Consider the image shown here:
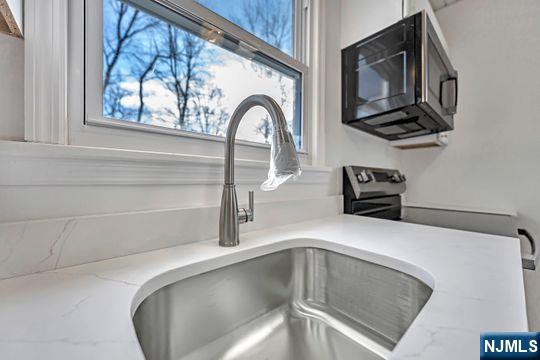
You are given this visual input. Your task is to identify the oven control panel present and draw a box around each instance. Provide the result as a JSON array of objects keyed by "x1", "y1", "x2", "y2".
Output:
[{"x1": 344, "y1": 166, "x2": 406, "y2": 199}]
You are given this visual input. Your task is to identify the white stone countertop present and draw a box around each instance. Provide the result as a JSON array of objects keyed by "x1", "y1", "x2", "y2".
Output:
[{"x1": 0, "y1": 215, "x2": 527, "y2": 359}]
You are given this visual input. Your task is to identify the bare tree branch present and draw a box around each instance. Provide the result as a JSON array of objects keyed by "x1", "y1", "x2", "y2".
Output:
[
  {"x1": 155, "y1": 25, "x2": 207, "y2": 129},
  {"x1": 135, "y1": 51, "x2": 160, "y2": 122}
]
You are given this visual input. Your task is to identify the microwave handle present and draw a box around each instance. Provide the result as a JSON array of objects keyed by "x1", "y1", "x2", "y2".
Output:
[
  {"x1": 453, "y1": 74, "x2": 458, "y2": 110},
  {"x1": 441, "y1": 72, "x2": 458, "y2": 115},
  {"x1": 452, "y1": 74, "x2": 458, "y2": 109}
]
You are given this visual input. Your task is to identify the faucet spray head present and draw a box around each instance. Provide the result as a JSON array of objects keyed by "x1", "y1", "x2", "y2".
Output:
[{"x1": 261, "y1": 126, "x2": 301, "y2": 191}]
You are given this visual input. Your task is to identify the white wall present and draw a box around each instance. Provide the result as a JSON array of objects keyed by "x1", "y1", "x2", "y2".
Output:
[
  {"x1": 400, "y1": 0, "x2": 540, "y2": 330},
  {"x1": 0, "y1": 33, "x2": 24, "y2": 140},
  {"x1": 340, "y1": 0, "x2": 403, "y2": 48}
]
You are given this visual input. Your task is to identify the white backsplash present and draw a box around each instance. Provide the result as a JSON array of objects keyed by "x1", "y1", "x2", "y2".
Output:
[{"x1": 0, "y1": 196, "x2": 343, "y2": 280}]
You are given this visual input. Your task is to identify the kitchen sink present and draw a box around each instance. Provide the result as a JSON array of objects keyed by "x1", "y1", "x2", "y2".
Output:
[{"x1": 133, "y1": 247, "x2": 432, "y2": 360}]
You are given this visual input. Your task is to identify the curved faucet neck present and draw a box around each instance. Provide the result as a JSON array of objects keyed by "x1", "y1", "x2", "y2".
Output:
[{"x1": 224, "y1": 94, "x2": 289, "y2": 185}]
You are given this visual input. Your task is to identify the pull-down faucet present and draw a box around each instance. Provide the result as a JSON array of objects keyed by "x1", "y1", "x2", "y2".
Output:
[{"x1": 219, "y1": 95, "x2": 301, "y2": 247}]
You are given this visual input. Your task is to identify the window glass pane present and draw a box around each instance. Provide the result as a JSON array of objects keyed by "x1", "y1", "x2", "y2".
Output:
[
  {"x1": 196, "y1": 0, "x2": 294, "y2": 56},
  {"x1": 102, "y1": 0, "x2": 302, "y2": 148}
]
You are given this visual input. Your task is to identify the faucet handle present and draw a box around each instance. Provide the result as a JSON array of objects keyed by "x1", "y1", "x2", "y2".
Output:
[
  {"x1": 239, "y1": 191, "x2": 254, "y2": 224},
  {"x1": 248, "y1": 191, "x2": 254, "y2": 222}
]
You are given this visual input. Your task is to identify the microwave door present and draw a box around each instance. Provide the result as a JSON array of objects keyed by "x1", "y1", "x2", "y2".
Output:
[{"x1": 342, "y1": 17, "x2": 416, "y2": 122}]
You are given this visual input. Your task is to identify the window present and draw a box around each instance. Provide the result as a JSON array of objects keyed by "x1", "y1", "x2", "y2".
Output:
[{"x1": 94, "y1": 0, "x2": 306, "y2": 149}]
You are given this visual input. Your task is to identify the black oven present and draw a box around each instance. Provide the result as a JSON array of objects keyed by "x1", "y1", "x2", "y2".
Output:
[
  {"x1": 342, "y1": 11, "x2": 458, "y2": 140},
  {"x1": 343, "y1": 166, "x2": 405, "y2": 220}
]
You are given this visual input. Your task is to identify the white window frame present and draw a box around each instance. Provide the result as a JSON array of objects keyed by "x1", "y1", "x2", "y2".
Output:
[{"x1": 72, "y1": 0, "x2": 313, "y2": 162}]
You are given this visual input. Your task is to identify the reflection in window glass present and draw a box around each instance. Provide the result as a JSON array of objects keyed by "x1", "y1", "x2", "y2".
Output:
[
  {"x1": 102, "y1": 0, "x2": 301, "y2": 147},
  {"x1": 197, "y1": 0, "x2": 294, "y2": 56}
]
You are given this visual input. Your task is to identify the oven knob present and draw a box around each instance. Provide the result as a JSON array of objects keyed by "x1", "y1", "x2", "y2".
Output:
[
  {"x1": 400, "y1": 174, "x2": 406, "y2": 182},
  {"x1": 390, "y1": 173, "x2": 401, "y2": 183},
  {"x1": 357, "y1": 170, "x2": 372, "y2": 183}
]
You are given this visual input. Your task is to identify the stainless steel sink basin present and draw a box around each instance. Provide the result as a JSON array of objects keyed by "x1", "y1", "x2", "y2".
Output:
[{"x1": 133, "y1": 248, "x2": 432, "y2": 360}]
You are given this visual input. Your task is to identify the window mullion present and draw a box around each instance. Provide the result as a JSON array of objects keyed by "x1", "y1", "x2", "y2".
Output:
[
  {"x1": 25, "y1": 0, "x2": 70, "y2": 144},
  {"x1": 149, "y1": 0, "x2": 305, "y2": 69}
]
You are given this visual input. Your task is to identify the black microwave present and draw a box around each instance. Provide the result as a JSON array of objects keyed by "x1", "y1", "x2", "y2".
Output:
[{"x1": 342, "y1": 11, "x2": 458, "y2": 141}]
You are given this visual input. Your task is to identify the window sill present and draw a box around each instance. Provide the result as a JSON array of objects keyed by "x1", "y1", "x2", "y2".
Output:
[{"x1": 0, "y1": 140, "x2": 331, "y2": 186}]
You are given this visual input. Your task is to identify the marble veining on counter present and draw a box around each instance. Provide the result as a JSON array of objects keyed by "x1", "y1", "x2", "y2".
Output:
[{"x1": 0, "y1": 215, "x2": 527, "y2": 360}]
